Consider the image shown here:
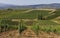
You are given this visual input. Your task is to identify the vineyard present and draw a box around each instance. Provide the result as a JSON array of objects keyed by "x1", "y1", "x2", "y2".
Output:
[{"x1": 0, "y1": 9, "x2": 60, "y2": 38}]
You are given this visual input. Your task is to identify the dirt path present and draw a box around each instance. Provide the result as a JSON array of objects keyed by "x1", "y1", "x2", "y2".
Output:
[
  {"x1": 43, "y1": 9, "x2": 56, "y2": 18},
  {"x1": 22, "y1": 9, "x2": 33, "y2": 13},
  {"x1": 51, "y1": 16, "x2": 60, "y2": 24},
  {"x1": 23, "y1": 9, "x2": 56, "y2": 13},
  {"x1": 51, "y1": 20, "x2": 60, "y2": 24},
  {"x1": 49, "y1": 9, "x2": 56, "y2": 14}
]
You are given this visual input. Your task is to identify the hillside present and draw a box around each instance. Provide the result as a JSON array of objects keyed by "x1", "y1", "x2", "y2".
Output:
[{"x1": 0, "y1": 9, "x2": 60, "y2": 38}]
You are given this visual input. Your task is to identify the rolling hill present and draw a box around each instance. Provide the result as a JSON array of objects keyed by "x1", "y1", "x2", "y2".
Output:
[{"x1": 0, "y1": 3, "x2": 60, "y2": 9}]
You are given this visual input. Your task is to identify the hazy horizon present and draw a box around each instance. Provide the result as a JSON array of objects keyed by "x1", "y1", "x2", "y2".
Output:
[{"x1": 0, "y1": 0, "x2": 60, "y2": 5}]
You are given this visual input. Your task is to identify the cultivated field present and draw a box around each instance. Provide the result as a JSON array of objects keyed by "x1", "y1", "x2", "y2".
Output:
[{"x1": 0, "y1": 9, "x2": 60, "y2": 38}]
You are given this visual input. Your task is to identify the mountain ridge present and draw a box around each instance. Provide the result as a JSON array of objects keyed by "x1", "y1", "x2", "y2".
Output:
[{"x1": 0, "y1": 3, "x2": 60, "y2": 9}]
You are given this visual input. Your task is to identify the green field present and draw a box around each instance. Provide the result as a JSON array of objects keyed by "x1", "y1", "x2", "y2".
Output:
[{"x1": 0, "y1": 9, "x2": 60, "y2": 35}]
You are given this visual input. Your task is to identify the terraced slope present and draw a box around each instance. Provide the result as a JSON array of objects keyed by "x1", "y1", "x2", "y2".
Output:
[{"x1": 47, "y1": 10, "x2": 60, "y2": 20}]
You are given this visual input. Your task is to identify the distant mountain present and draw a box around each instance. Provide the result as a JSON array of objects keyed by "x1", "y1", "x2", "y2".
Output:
[
  {"x1": 0, "y1": 3, "x2": 60, "y2": 9},
  {"x1": 27, "y1": 3, "x2": 60, "y2": 9}
]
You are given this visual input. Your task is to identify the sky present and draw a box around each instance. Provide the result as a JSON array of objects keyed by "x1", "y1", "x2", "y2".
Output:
[{"x1": 0, "y1": 0, "x2": 60, "y2": 5}]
